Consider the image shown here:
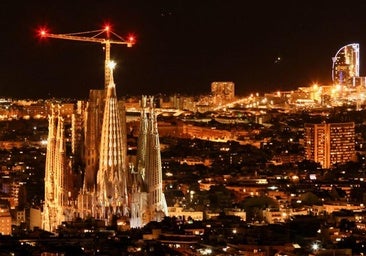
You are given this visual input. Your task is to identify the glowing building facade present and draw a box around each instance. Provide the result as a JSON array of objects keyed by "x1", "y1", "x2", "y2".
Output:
[
  {"x1": 304, "y1": 122, "x2": 355, "y2": 169},
  {"x1": 211, "y1": 81, "x2": 235, "y2": 105},
  {"x1": 0, "y1": 204, "x2": 12, "y2": 235}
]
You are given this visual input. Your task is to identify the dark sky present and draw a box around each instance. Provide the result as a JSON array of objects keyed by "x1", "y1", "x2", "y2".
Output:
[{"x1": 2, "y1": 1, "x2": 366, "y2": 99}]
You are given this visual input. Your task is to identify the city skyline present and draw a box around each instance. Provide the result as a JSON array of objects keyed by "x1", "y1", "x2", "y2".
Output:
[{"x1": 2, "y1": 1, "x2": 366, "y2": 99}]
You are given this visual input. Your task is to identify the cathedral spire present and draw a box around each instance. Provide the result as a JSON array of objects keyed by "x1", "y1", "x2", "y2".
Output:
[
  {"x1": 43, "y1": 104, "x2": 74, "y2": 232},
  {"x1": 136, "y1": 95, "x2": 148, "y2": 181},
  {"x1": 145, "y1": 96, "x2": 168, "y2": 222},
  {"x1": 97, "y1": 61, "x2": 128, "y2": 223}
]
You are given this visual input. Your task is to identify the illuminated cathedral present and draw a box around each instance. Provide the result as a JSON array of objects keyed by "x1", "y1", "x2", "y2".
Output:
[{"x1": 42, "y1": 62, "x2": 167, "y2": 232}]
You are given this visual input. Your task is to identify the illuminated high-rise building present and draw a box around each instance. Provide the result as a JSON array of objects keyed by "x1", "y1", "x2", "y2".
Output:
[
  {"x1": 304, "y1": 122, "x2": 355, "y2": 169},
  {"x1": 332, "y1": 43, "x2": 359, "y2": 86}
]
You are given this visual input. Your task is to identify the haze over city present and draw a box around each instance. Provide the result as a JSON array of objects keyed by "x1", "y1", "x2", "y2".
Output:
[{"x1": 2, "y1": 1, "x2": 366, "y2": 99}]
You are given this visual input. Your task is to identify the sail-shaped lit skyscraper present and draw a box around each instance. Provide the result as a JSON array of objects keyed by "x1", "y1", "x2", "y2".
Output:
[{"x1": 332, "y1": 43, "x2": 359, "y2": 86}]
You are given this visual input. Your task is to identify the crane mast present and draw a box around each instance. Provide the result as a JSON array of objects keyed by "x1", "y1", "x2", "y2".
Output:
[{"x1": 39, "y1": 27, "x2": 135, "y2": 88}]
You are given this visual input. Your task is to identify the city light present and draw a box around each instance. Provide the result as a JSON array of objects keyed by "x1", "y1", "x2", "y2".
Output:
[{"x1": 311, "y1": 241, "x2": 321, "y2": 252}]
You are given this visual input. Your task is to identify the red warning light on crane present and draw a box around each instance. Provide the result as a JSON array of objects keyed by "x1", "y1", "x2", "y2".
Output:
[
  {"x1": 38, "y1": 27, "x2": 48, "y2": 37},
  {"x1": 127, "y1": 34, "x2": 136, "y2": 47}
]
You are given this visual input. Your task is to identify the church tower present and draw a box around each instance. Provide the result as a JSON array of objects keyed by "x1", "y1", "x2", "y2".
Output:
[
  {"x1": 96, "y1": 61, "x2": 128, "y2": 223},
  {"x1": 136, "y1": 95, "x2": 149, "y2": 181},
  {"x1": 83, "y1": 89, "x2": 105, "y2": 190},
  {"x1": 43, "y1": 106, "x2": 75, "y2": 232},
  {"x1": 145, "y1": 96, "x2": 168, "y2": 222},
  {"x1": 130, "y1": 96, "x2": 168, "y2": 227},
  {"x1": 42, "y1": 106, "x2": 58, "y2": 232}
]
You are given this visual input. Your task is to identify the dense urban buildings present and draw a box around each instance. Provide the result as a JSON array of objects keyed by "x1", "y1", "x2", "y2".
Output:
[{"x1": 2, "y1": 43, "x2": 366, "y2": 255}]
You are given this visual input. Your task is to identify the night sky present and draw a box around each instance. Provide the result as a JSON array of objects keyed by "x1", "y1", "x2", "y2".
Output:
[{"x1": 2, "y1": 1, "x2": 366, "y2": 99}]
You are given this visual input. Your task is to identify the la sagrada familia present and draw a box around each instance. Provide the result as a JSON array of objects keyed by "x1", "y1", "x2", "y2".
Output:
[{"x1": 42, "y1": 62, "x2": 168, "y2": 232}]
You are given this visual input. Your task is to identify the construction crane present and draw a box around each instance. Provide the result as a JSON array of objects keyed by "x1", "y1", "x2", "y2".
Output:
[{"x1": 38, "y1": 25, "x2": 135, "y2": 88}]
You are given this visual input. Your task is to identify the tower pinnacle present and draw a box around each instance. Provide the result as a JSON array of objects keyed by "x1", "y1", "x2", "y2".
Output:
[{"x1": 108, "y1": 60, "x2": 116, "y2": 87}]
